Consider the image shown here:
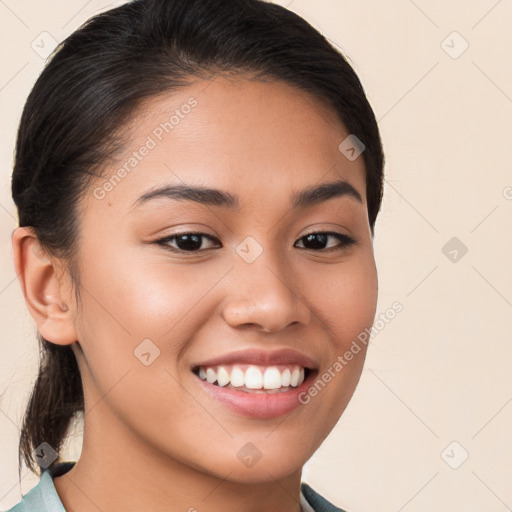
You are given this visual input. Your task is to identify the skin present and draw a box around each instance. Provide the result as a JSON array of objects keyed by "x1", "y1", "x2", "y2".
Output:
[{"x1": 12, "y1": 75, "x2": 378, "y2": 512}]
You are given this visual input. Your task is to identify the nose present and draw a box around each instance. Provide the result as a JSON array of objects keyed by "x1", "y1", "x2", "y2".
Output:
[{"x1": 221, "y1": 255, "x2": 311, "y2": 333}]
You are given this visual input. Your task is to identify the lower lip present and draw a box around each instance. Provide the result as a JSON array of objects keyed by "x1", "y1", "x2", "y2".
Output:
[{"x1": 194, "y1": 370, "x2": 317, "y2": 419}]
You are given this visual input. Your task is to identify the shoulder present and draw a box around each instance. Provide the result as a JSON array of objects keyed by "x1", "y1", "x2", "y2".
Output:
[
  {"x1": 301, "y1": 482, "x2": 349, "y2": 512},
  {"x1": 2, "y1": 472, "x2": 49, "y2": 512},
  {"x1": 2, "y1": 462, "x2": 75, "y2": 512}
]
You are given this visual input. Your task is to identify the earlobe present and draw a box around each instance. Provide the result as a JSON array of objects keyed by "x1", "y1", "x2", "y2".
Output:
[{"x1": 12, "y1": 226, "x2": 78, "y2": 346}]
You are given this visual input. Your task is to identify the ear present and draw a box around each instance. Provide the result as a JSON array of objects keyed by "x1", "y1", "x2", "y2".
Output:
[{"x1": 12, "y1": 226, "x2": 78, "y2": 346}]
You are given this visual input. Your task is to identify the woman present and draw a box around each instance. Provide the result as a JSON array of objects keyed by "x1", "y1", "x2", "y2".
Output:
[{"x1": 6, "y1": 0, "x2": 384, "y2": 510}]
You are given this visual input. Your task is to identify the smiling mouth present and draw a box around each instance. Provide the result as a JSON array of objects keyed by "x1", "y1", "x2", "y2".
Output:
[{"x1": 192, "y1": 364, "x2": 313, "y2": 394}]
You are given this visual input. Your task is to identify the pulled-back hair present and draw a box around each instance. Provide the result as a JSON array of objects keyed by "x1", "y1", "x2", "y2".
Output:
[{"x1": 11, "y1": 0, "x2": 384, "y2": 476}]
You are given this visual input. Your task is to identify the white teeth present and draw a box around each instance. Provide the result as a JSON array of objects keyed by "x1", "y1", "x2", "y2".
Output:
[
  {"x1": 290, "y1": 367, "x2": 300, "y2": 387},
  {"x1": 217, "y1": 366, "x2": 230, "y2": 387},
  {"x1": 230, "y1": 366, "x2": 245, "y2": 387},
  {"x1": 206, "y1": 368, "x2": 217, "y2": 384},
  {"x1": 281, "y1": 368, "x2": 291, "y2": 387},
  {"x1": 196, "y1": 363, "x2": 308, "y2": 391},
  {"x1": 245, "y1": 366, "x2": 263, "y2": 389},
  {"x1": 263, "y1": 367, "x2": 282, "y2": 389}
]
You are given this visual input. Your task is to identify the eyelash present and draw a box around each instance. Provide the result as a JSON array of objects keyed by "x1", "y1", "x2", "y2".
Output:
[{"x1": 155, "y1": 231, "x2": 357, "y2": 254}]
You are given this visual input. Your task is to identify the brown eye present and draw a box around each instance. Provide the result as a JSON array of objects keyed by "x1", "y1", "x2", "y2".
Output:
[
  {"x1": 156, "y1": 232, "x2": 221, "y2": 252},
  {"x1": 295, "y1": 232, "x2": 356, "y2": 251}
]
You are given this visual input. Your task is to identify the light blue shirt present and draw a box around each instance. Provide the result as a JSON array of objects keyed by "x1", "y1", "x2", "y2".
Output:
[{"x1": 3, "y1": 462, "x2": 346, "y2": 511}]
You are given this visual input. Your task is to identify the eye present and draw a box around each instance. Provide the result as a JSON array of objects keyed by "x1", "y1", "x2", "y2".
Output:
[
  {"x1": 155, "y1": 232, "x2": 221, "y2": 252},
  {"x1": 294, "y1": 231, "x2": 356, "y2": 251}
]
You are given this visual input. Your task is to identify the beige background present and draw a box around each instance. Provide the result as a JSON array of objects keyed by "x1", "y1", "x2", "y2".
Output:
[{"x1": 1, "y1": 1, "x2": 511, "y2": 510}]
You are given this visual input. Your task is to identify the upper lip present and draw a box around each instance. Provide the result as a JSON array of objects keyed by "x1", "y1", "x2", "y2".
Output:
[{"x1": 192, "y1": 348, "x2": 318, "y2": 370}]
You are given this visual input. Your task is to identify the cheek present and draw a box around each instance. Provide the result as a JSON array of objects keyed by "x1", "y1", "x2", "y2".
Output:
[
  {"x1": 78, "y1": 249, "x2": 224, "y2": 333},
  {"x1": 72, "y1": 253, "x2": 214, "y2": 435},
  {"x1": 304, "y1": 252, "x2": 378, "y2": 348},
  {"x1": 294, "y1": 254, "x2": 377, "y2": 425},
  {"x1": 74, "y1": 251, "x2": 232, "y2": 382}
]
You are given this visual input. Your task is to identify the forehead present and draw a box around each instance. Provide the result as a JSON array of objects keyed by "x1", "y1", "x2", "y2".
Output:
[{"x1": 84, "y1": 75, "x2": 367, "y2": 218}]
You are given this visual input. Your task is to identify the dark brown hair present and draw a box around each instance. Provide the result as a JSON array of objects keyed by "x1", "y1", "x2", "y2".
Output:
[{"x1": 11, "y1": 0, "x2": 384, "y2": 477}]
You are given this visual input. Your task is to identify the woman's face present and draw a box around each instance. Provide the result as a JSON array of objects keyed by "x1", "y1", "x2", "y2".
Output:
[{"x1": 67, "y1": 75, "x2": 378, "y2": 482}]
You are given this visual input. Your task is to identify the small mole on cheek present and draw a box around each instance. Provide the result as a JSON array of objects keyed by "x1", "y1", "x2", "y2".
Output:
[{"x1": 108, "y1": 202, "x2": 112, "y2": 207}]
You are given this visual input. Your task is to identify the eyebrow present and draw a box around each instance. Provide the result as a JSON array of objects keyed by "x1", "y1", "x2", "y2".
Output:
[{"x1": 131, "y1": 178, "x2": 363, "y2": 211}]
